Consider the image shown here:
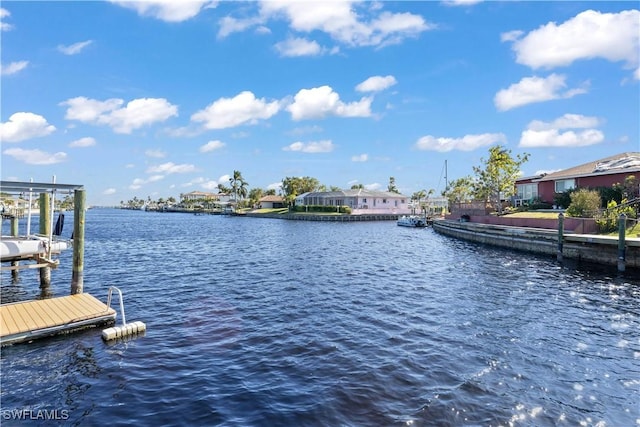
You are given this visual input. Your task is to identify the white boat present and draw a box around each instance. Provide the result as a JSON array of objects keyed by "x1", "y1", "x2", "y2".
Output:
[
  {"x1": 397, "y1": 215, "x2": 427, "y2": 228},
  {"x1": 1, "y1": 235, "x2": 71, "y2": 263}
]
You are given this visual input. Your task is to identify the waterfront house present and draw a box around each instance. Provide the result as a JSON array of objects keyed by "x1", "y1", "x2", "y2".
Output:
[
  {"x1": 296, "y1": 189, "x2": 412, "y2": 214},
  {"x1": 515, "y1": 152, "x2": 640, "y2": 207},
  {"x1": 258, "y1": 195, "x2": 285, "y2": 209}
]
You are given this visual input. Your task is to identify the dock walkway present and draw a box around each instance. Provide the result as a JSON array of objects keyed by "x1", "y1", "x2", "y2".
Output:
[{"x1": 0, "y1": 294, "x2": 116, "y2": 345}]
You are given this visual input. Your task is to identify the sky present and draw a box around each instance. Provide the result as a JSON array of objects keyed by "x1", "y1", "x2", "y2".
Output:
[{"x1": 1, "y1": 0, "x2": 639, "y2": 206}]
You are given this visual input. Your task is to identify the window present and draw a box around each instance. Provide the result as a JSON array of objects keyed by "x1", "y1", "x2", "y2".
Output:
[
  {"x1": 555, "y1": 179, "x2": 575, "y2": 193},
  {"x1": 516, "y1": 183, "x2": 538, "y2": 200},
  {"x1": 362, "y1": 198, "x2": 367, "y2": 203}
]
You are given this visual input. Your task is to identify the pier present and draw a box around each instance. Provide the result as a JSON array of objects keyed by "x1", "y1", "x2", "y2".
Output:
[{"x1": 1, "y1": 180, "x2": 117, "y2": 345}]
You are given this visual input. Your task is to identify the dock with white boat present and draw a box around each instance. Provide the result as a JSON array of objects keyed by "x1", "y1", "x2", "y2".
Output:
[{"x1": 0, "y1": 179, "x2": 143, "y2": 345}]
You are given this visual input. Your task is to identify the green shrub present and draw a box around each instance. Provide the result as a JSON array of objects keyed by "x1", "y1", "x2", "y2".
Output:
[
  {"x1": 596, "y1": 199, "x2": 637, "y2": 232},
  {"x1": 553, "y1": 190, "x2": 574, "y2": 209},
  {"x1": 565, "y1": 189, "x2": 601, "y2": 218}
]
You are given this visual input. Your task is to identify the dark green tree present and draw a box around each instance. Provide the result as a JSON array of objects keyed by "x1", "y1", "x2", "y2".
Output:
[{"x1": 387, "y1": 176, "x2": 400, "y2": 194}]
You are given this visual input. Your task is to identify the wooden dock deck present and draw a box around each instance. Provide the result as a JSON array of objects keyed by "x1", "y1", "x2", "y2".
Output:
[{"x1": 0, "y1": 294, "x2": 116, "y2": 346}]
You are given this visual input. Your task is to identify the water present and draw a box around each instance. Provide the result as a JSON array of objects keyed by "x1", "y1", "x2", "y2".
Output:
[{"x1": 1, "y1": 210, "x2": 639, "y2": 426}]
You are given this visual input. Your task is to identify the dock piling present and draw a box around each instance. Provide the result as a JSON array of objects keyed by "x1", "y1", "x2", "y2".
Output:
[
  {"x1": 618, "y1": 213, "x2": 626, "y2": 272},
  {"x1": 38, "y1": 193, "x2": 51, "y2": 290},
  {"x1": 557, "y1": 213, "x2": 564, "y2": 262},
  {"x1": 71, "y1": 189, "x2": 85, "y2": 294},
  {"x1": 10, "y1": 216, "x2": 19, "y2": 281}
]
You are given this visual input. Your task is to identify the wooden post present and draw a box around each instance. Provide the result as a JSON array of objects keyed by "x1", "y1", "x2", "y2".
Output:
[
  {"x1": 10, "y1": 216, "x2": 19, "y2": 281},
  {"x1": 618, "y1": 213, "x2": 626, "y2": 272},
  {"x1": 557, "y1": 213, "x2": 564, "y2": 262},
  {"x1": 71, "y1": 189, "x2": 85, "y2": 294},
  {"x1": 39, "y1": 193, "x2": 51, "y2": 289}
]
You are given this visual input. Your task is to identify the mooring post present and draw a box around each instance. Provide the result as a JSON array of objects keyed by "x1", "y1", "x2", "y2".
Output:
[
  {"x1": 10, "y1": 216, "x2": 19, "y2": 281},
  {"x1": 618, "y1": 213, "x2": 626, "y2": 272},
  {"x1": 71, "y1": 189, "x2": 85, "y2": 294},
  {"x1": 39, "y1": 193, "x2": 51, "y2": 289},
  {"x1": 557, "y1": 213, "x2": 564, "y2": 262}
]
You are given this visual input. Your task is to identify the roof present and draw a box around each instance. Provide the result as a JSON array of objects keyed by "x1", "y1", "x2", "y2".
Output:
[
  {"x1": 302, "y1": 189, "x2": 408, "y2": 198},
  {"x1": 0, "y1": 181, "x2": 84, "y2": 194},
  {"x1": 258, "y1": 195, "x2": 284, "y2": 202},
  {"x1": 534, "y1": 152, "x2": 640, "y2": 182}
]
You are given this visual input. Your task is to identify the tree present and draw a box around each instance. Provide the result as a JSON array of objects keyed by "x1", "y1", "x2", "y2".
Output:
[
  {"x1": 444, "y1": 176, "x2": 474, "y2": 206},
  {"x1": 388, "y1": 177, "x2": 400, "y2": 194},
  {"x1": 472, "y1": 145, "x2": 530, "y2": 214},
  {"x1": 281, "y1": 176, "x2": 320, "y2": 209},
  {"x1": 248, "y1": 188, "x2": 264, "y2": 208},
  {"x1": 329, "y1": 186, "x2": 341, "y2": 192},
  {"x1": 351, "y1": 183, "x2": 364, "y2": 189},
  {"x1": 229, "y1": 170, "x2": 248, "y2": 210},
  {"x1": 217, "y1": 183, "x2": 231, "y2": 194}
]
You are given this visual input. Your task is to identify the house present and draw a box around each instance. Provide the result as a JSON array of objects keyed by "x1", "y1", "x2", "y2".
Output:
[
  {"x1": 515, "y1": 152, "x2": 640, "y2": 206},
  {"x1": 180, "y1": 191, "x2": 217, "y2": 202},
  {"x1": 296, "y1": 189, "x2": 412, "y2": 214},
  {"x1": 258, "y1": 195, "x2": 285, "y2": 209}
]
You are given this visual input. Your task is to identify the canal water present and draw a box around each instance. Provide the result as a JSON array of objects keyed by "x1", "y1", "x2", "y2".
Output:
[{"x1": 1, "y1": 209, "x2": 639, "y2": 426}]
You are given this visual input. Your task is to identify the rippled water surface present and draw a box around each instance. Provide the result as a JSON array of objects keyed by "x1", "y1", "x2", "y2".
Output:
[{"x1": 1, "y1": 210, "x2": 639, "y2": 426}]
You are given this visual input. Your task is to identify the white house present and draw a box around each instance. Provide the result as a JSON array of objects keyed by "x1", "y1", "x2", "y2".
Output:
[
  {"x1": 296, "y1": 189, "x2": 412, "y2": 214},
  {"x1": 258, "y1": 195, "x2": 285, "y2": 209}
]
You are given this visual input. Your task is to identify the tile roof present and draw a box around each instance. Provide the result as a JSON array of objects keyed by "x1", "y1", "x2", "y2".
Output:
[
  {"x1": 534, "y1": 152, "x2": 640, "y2": 182},
  {"x1": 258, "y1": 195, "x2": 284, "y2": 202}
]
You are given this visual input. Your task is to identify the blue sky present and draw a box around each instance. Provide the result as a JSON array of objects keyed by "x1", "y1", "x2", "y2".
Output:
[{"x1": 1, "y1": 1, "x2": 638, "y2": 205}]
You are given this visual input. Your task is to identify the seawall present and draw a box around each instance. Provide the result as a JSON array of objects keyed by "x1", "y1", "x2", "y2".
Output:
[
  {"x1": 432, "y1": 219, "x2": 640, "y2": 270},
  {"x1": 243, "y1": 213, "x2": 400, "y2": 221}
]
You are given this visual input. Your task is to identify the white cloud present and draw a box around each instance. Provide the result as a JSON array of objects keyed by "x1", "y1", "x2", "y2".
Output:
[
  {"x1": 1, "y1": 112, "x2": 56, "y2": 142},
  {"x1": 128, "y1": 175, "x2": 165, "y2": 190},
  {"x1": 519, "y1": 114, "x2": 605, "y2": 148},
  {"x1": 146, "y1": 162, "x2": 197, "y2": 174},
  {"x1": 260, "y1": 1, "x2": 431, "y2": 49},
  {"x1": 282, "y1": 140, "x2": 334, "y2": 153},
  {"x1": 365, "y1": 182, "x2": 382, "y2": 191},
  {"x1": 356, "y1": 75, "x2": 397, "y2": 92},
  {"x1": 274, "y1": 37, "x2": 329, "y2": 57},
  {"x1": 57, "y1": 40, "x2": 93, "y2": 55},
  {"x1": 200, "y1": 140, "x2": 225, "y2": 153},
  {"x1": 1, "y1": 8, "x2": 13, "y2": 31},
  {"x1": 69, "y1": 137, "x2": 96, "y2": 148},
  {"x1": 267, "y1": 182, "x2": 282, "y2": 191},
  {"x1": 0, "y1": 60, "x2": 28, "y2": 75},
  {"x1": 218, "y1": 15, "x2": 265, "y2": 39},
  {"x1": 352, "y1": 153, "x2": 368, "y2": 162},
  {"x1": 287, "y1": 85, "x2": 372, "y2": 120},
  {"x1": 103, "y1": 188, "x2": 117, "y2": 195},
  {"x1": 145, "y1": 149, "x2": 166, "y2": 158},
  {"x1": 415, "y1": 133, "x2": 507, "y2": 152},
  {"x1": 191, "y1": 91, "x2": 280, "y2": 130},
  {"x1": 494, "y1": 74, "x2": 587, "y2": 111},
  {"x1": 506, "y1": 9, "x2": 639, "y2": 70},
  {"x1": 61, "y1": 96, "x2": 178, "y2": 134},
  {"x1": 442, "y1": 0, "x2": 483, "y2": 6},
  {"x1": 110, "y1": 0, "x2": 216, "y2": 23},
  {"x1": 526, "y1": 113, "x2": 601, "y2": 131},
  {"x1": 3, "y1": 148, "x2": 67, "y2": 165}
]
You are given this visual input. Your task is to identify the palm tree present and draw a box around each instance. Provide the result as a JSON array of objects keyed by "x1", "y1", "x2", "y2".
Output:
[{"x1": 229, "y1": 170, "x2": 248, "y2": 211}]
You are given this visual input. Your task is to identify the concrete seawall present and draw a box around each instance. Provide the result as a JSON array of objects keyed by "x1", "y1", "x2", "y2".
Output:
[
  {"x1": 432, "y1": 219, "x2": 640, "y2": 270},
  {"x1": 243, "y1": 213, "x2": 400, "y2": 221}
]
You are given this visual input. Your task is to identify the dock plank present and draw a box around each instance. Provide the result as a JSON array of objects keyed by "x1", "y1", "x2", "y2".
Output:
[{"x1": 0, "y1": 294, "x2": 117, "y2": 344}]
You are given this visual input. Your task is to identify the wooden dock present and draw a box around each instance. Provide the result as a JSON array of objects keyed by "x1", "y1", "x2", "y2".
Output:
[{"x1": 0, "y1": 294, "x2": 116, "y2": 346}]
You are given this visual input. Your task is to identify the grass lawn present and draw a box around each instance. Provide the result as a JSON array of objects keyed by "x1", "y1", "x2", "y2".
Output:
[{"x1": 502, "y1": 211, "x2": 561, "y2": 219}]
